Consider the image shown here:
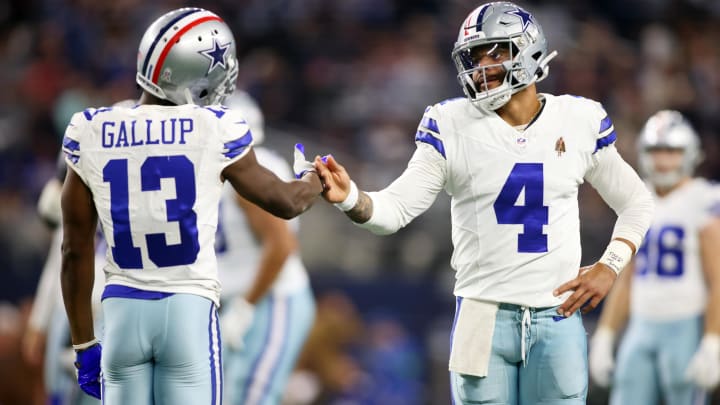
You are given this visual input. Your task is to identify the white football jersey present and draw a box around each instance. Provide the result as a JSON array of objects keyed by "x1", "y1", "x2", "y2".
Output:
[
  {"x1": 216, "y1": 146, "x2": 309, "y2": 297},
  {"x1": 62, "y1": 104, "x2": 253, "y2": 305},
  {"x1": 420, "y1": 94, "x2": 636, "y2": 307},
  {"x1": 631, "y1": 178, "x2": 720, "y2": 320}
]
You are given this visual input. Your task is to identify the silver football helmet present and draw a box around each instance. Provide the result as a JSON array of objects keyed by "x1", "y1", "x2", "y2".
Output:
[
  {"x1": 224, "y1": 90, "x2": 265, "y2": 144},
  {"x1": 136, "y1": 8, "x2": 238, "y2": 106},
  {"x1": 637, "y1": 110, "x2": 702, "y2": 189},
  {"x1": 451, "y1": 2, "x2": 557, "y2": 111}
]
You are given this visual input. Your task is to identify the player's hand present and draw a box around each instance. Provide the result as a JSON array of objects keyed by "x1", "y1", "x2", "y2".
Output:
[
  {"x1": 554, "y1": 263, "x2": 617, "y2": 317},
  {"x1": 74, "y1": 343, "x2": 102, "y2": 399},
  {"x1": 685, "y1": 334, "x2": 720, "y2": 389},
  {"x1": 220, "y1": 297, "x2": 255, "y2": 351},
  {"x1": 314, "y1": 155, "x2": 351, "y2": 204},
  {"x1": 21, "y1": 327, "x2": 46, "y2": 367},
  {"x1": 589, "y1": 327, "x2": 615, "y2": 388},
  {"x1": 293, "y1": 143, "x2": 316, "y2": 179}
]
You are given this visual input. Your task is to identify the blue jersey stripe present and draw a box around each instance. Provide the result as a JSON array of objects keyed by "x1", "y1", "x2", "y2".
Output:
[
  {"x1": 594, "y1": 130, "x2": 617, "y2": 153},
  {"x1": 64, "y1": 151, "x2": 79, "y2": 164},
  {"x1": 101, "y1": 284, "x2": 174, "y2": 300},
  {"x1": 415, "y1": 130, "x2": 446, "y2": 158},
  {"x1": 63, "y1": 136, "x2": 80, "y2": 152},
  {"x1": 599, "y1": 116, "x2": 613, "y2": 134},
  {"x1": 223, "y1": 131, "x2": 253, "y2": 159},
  {"x1": 420, "y1": 116, "x2": 440, "y2": 133},
  {"x1": 204, "y1": 106, "x2": 226, "y2": 119},
  {"x1": 141, "y1": 8, "x2": 202, "y2": 77}
]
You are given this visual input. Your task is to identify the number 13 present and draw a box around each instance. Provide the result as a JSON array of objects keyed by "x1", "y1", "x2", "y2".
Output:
[{"x1": 103, "y1": 156, "x2": 200, "y2": 269}]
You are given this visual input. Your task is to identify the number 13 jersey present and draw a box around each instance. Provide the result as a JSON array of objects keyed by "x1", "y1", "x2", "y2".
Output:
[{"x1": 62, "y1": 104, "x2": 253, "y2": 306}]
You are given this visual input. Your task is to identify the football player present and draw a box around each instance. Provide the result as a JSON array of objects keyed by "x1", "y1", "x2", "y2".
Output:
[
  {"x1": 314, "y1": 2, "x2": 654, "y2": 403},
  {"x1": 216, "y1": 91, "x2": 316, "y2": 405},
  {"x1": 59, "y1": 8, "x2": 323, "y2": 404},
  {"x1": 590, "y1": 110, "x2": 720, "y2": 404}
]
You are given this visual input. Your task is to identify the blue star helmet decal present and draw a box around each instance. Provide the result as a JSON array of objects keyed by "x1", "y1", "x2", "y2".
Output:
[
  {"x1": 199, "y1": 39, "x2": 230, "y2": 74},
  {"x1": 506, "y1": 7, "x2": 534, "y2": 32}
]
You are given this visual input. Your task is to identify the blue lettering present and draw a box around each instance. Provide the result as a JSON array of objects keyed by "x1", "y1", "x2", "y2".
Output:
[
  {"x1": 162, "y1": 118, "x2": 176, "y2": 144},
  {"x1": 115, "y1": 121, "x2": 129, "y2": 147},
  {"x1": 102, "y1": 121, "x2": 115, "y2": 148},
  {"x1": 145, "y1": 119, "x2": 159, "y2": 145},
  {"x1": 179, "y1": 118, "x2": 193, "y2": 144},
  {"x1": 130, "y1": 120, "x2": 143, "y2": 146}
]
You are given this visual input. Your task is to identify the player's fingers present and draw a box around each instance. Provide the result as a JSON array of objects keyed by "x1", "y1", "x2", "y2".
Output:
[
  {"x1": 581, "y1": 295, "x2": 604, "y2": 314},
  {"x1": 557, "y1": 286, "x2": 586, "y2": 316},
  {"x1": 326, "y1": 155, "x2": 345, "y2": 172},
  {"x1": 553, "y1": 278, "x2": 580, "y2": 296},
  {"x1": 564, "y1": 290, "x2": 594, "y2": 317}
]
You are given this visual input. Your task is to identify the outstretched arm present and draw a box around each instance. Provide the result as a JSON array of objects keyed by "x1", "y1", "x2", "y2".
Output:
[
  {"x1": 315, "y1": 143, "x2": 446, "y2": 235},
  {"x1": 222, "y1": 148, "x2": 323, "y2": 219},
  {"x1": 60, "y1": 168, "x2": 97, "y2": 346}
]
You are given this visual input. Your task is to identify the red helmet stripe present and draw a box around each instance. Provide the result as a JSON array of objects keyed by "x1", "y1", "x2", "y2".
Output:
[{"x1": 151, "y1": 15, "x2": 222, "y2": 84}]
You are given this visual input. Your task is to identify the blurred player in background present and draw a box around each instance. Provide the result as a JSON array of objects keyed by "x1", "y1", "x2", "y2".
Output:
[
  {"x1": 59, "y1": 7, "x2": 322, "y2": 404},
  {"x1": 590, "y1": 110, "x2": 720, "y2": 404},
  {"x1": 314, "y1": 2, "x2": 654, "y2": 403},
  {"x1": 216, "y1": 90, "x2": 316, "y2": 405}
]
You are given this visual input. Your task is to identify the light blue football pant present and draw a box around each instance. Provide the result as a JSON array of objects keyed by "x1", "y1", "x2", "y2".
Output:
[
  {"x1": 45, "y1": 305, "x2": 102, "y2": 405},
  {"x1": 611, "y1": 315, "x2": 707, "y2": 405},
  {"x1": 450, "y1": 302, "x2": 588, "y2": 405},
  {"x1": 101, "y1": 294, "x2": 222, "y2": 405},
  {"x1": 223, "y1": 286, "x2": 316, "y2": 405}
]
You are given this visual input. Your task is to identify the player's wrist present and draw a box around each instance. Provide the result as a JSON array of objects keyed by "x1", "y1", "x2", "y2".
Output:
[
  {"x1": 333, "y1": 180, "x2": 358, "y2": 211},
  {"x1": 73, "y1": 338, "x2": 100, "y2": 352},
  {"x1": 301, "y1": 169, "x2": 323, "y2": 193},
  {"x1": 598, "y1": 239, "x2": 634, "y2": 275}
]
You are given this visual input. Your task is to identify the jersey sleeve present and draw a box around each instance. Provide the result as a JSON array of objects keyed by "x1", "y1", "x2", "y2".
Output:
[
  {"x1": 358, "y1": 105, "x2": 447, "y2": 235},
  {"x1": 62, "y1": 111, "x2": 89, "y2": 184},
  {"x1": 213, "y1": 107, "x2": 255, "y2": 169},
  {"x1": 700, "y1": 183, "x2": 720, "y2": 228}
]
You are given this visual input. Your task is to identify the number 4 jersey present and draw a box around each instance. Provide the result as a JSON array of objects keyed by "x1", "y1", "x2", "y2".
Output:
[
  {"x1": 62, "y1": 104, "x2": 254, "y2": 305},
  {"x1": 632, "y1": 179, "x2": 720, "y2": 321},
  {"x1": 363, "y1": 94, "x2": 651, "y2": 308}
]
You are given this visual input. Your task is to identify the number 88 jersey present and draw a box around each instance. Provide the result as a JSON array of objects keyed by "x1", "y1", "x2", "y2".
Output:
[
  {"x1": 631, "y1": 179, "x2": 720, "y2": 321},
  {"x1": 62, "y1": 104, "x2": 253, "y2": 306}
]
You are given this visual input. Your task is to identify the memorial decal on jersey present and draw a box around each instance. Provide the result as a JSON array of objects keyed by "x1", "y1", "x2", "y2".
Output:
[{"x1": 555, "y1": 137, "x2": 566, "y2": 156}]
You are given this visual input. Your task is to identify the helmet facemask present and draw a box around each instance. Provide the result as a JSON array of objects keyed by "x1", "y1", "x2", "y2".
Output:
[{"x1": 451, "y1": 2, "x2": 557, "y2": 112}]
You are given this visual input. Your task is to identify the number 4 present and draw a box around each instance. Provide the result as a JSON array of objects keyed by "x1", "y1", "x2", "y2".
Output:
[{"x1": 493, "y1": 163, "x2": 549, "y2": 253}]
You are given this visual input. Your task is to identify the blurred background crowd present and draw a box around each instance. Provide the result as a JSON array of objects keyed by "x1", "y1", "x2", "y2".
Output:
[{"x1": 0, "y1": 0, "x2": 719, "y2": 403}]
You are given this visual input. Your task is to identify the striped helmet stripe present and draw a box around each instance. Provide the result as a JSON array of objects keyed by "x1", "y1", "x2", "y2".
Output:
[
  {"x1": 141, "y1": 8, "x2": 202, "y2": 77},
  {"x1": 150, "y1": 15, "x2": 222, "y2": 84}
]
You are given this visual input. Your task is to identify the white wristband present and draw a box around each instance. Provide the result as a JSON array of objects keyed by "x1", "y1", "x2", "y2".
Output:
[
  {"x1": 598, "y1": 239, "x2": 634, "y2": 275},
  {"x1": 72, "y1": 338, "x2": 99, "y2": 351},
  {"x1": 333, "y1": 181, "x2": 359, "y2": 212}
]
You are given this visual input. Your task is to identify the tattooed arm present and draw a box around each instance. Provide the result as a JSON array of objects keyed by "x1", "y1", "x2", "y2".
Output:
[{"x1": 314, "y1": 143, "x2": 446, "y2": 235}]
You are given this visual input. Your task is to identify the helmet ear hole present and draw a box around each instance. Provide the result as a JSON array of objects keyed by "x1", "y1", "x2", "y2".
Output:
[
  {"x1": 199, "y1": 89, "x2": 208, "y2": 98},
  {"x1": 532, "y1": 51, "x2": 542, "y2": 60}
]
